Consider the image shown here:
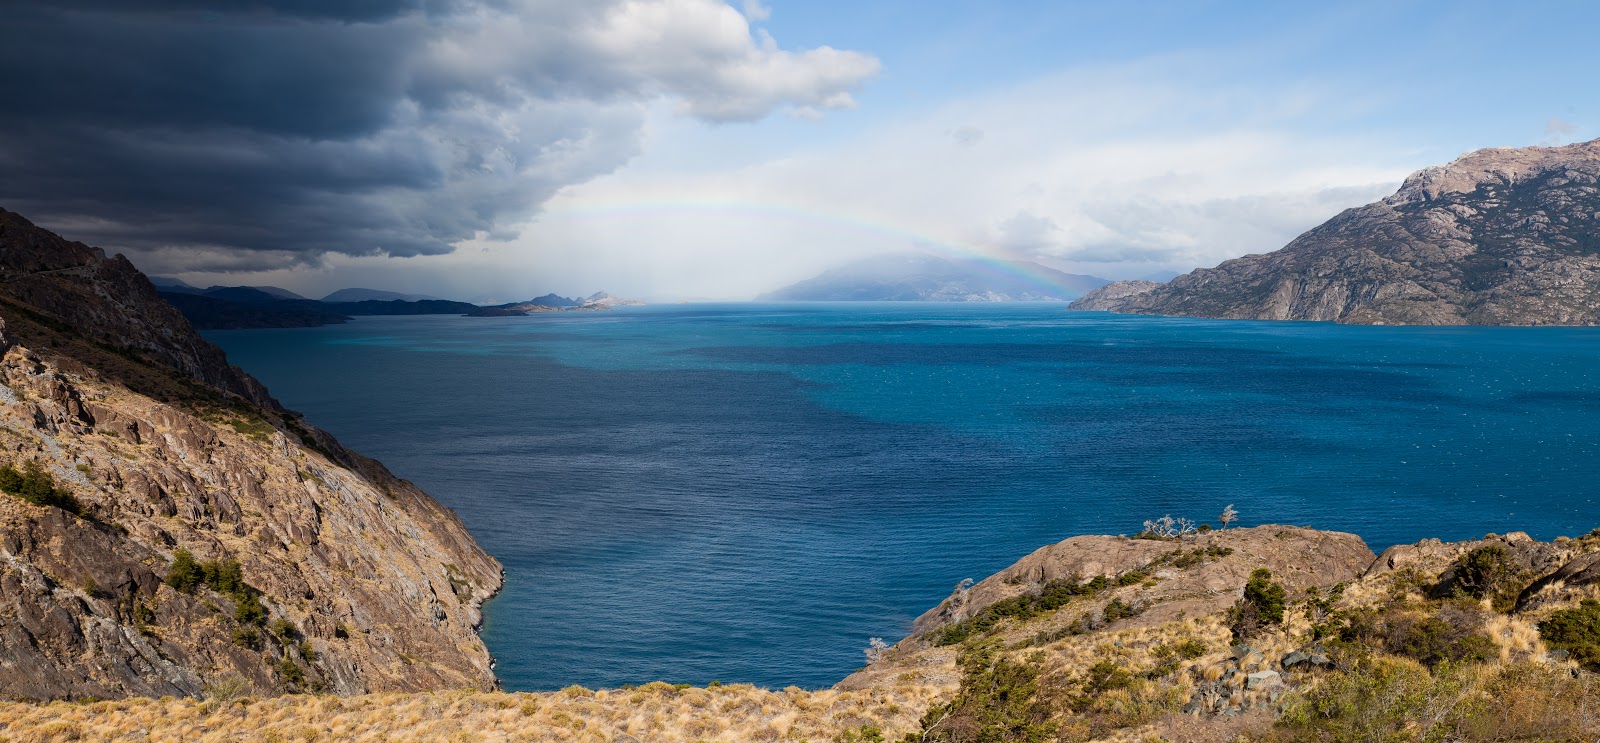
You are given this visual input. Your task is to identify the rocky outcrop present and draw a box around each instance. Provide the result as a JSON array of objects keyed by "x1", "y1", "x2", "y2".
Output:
[
  {"x1": 0, "y1": 208, "x2": 502, "y2": 699},
  {"x1": 1073, "y1": 138, "x2": 1600, "y2": 325},
  {"x1": 839, "y1": 525, "x2": 1374, "y2": 697},
  {"x1": 905, "y1": 526, "x2": 1373, "y2": 643},
  {"x1": 1068, "y1": 280, "x2": 1161, "y2": 311}
]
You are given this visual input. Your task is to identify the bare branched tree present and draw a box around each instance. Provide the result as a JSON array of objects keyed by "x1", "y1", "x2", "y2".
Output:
[
  {"x1": 1220, "y1": 504, "x2": 1239, "y2": 530},
  {"x1": 864, "y1": 637, "x2": 890, "y2": 665},
  {"x1": 1142, "y1": 514, "x2": 1197, "y2": 538}
]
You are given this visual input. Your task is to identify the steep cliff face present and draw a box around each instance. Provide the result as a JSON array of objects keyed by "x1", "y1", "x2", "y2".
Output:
[
  {"x1": 0, "y1": 208, "x2": 502, "y2": 699},
  {"x1": 1070, "y1": 139, "x2": 1600, "y2": 325}
]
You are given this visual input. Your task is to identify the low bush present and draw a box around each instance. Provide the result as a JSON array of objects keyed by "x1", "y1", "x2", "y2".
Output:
[
  {"x1": 1101, "y1": 598, "x2": 1142, "y2": 623},
  {"x1": 1333, "y1": 601, "x2": 1495, "y2": 668},
  {"x1": 269, "y1": 618, "x2": 297, "y2": 640},
  {"x1": 1276, "y1": 660, "x2": 1600, "y2": 741},
  {"x1": 165, "y1": 549, "x2": 204, "y2": 593},
  {"x1": 915, "y1": 640, "x2": 1058, "y2": 742},
  {"x1": 0, "y1": 461, "x2": 81, "y2": 514},
  {"x1": 234, "y1": 592, "x2": 267, "y2": 626},
  {"x1": 1539, "y1": 598, "x2": 1600, "y2": 671},
  {"x1": 166, "y1": 551, "x2": 267, "y2": 626},
  {"x1": 1230, "y1": 568, "x2": 1286, "y2": 640},
  {"x1": 1385, "y1": 613, "x2": 1496, "y2": 667},
  {"x1": 278, "y1": 658, "x2": 306, "y2": 687},
  {"x1": 1445, "y1": 544, "x2": 1527, "y2": 612},
  {"x1": 232, "y1": 627, "x2": 261, "y2": 650},
  {"x1": 932, "y1": 576, "x2": 1106, "y2": 646}
]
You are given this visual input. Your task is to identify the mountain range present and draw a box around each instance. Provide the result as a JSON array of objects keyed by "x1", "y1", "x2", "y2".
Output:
[
  {"x1": 760, "y1": 253, "x2": 1111, "y2": 302},
  {"x1": 1072, "y1": 138, "x2": 1600, "y2": 325},
  {"x1": 466, "y1": 291, "x2": 646, "y2": 317}
]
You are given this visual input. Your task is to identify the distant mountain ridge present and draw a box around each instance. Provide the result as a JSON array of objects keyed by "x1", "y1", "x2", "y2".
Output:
[
  {"x1": 1071, "y1": 138, "x2": 1600, "y2": 325},
  {"x1": 465, "y1": 291, "x2": 645, "y2": 317},
  {"x1": 760, "y1": 253, "x2": 1111, "y2": 302},
  {"x1": 153, "y1": 288, "x2": 480, "y2": 329},
  {"x1": 322, "y1": 288, "x2": 444, "y2": 303}
]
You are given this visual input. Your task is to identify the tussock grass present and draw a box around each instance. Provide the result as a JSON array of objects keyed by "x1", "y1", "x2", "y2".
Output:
[{"x1": 0, "y1": 683, "x2": 935, "y2": 742}]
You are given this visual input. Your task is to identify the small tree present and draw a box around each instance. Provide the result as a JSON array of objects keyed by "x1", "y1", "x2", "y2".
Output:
[
  {"x1": 1229, "y1": 568, "x2": 1287, "y2": 640},
  {"x1": 1140, "y1": 515, "x2": 1196, "y2": 539},
  {"x1": 1220, "y1": 504, "x2": 1238, "y2": 530},
  {"x1": 165, "y1": 549, "x2": 204, "y2": 593},
  {"x1": 864, "y1": 637, "x2": 890, "y2": 665}
]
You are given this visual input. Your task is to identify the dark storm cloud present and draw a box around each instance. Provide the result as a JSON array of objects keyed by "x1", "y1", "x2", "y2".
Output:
[
  {"x1": 8, "y1": 0, "x2": 442, "y2": 23},
  {"x1": 0, "y1": 1, "x2": 877, "y2": 272}
]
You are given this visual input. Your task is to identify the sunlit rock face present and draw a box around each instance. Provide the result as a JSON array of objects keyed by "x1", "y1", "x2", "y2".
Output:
[{"x1": 1072, "y1": 139, "x2": 1600, "y2": 325}]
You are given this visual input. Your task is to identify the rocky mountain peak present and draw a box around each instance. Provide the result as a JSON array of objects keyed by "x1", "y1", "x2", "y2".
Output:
[
  {"x1": 1070, "y1": 138, "x2": 1600, "y2": 325},
  {"x1": 1385, "y1": 137, "x2": 1600, "y2": 208}
]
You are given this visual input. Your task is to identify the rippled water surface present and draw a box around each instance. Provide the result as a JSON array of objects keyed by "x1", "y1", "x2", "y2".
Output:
[{"x1": 207, "y1": 303, "x2": 1600, "y2": 690}]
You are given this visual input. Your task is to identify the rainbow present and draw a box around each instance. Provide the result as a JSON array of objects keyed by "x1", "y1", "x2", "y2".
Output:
[{"x1": 540, "y1": 198, "x2": 1094, "y2": 297}]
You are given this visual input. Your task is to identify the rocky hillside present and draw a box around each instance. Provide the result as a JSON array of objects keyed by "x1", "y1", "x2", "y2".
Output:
[
  {"x1": 1071, "y1": 138, "x2": 1600, "y2": 324},
  {"x1": 0, "y1": 207, "x2": 502, "y2": 699},
  {"x1": 5, "y1": 522, "x2": 1597, "y2": 741}
]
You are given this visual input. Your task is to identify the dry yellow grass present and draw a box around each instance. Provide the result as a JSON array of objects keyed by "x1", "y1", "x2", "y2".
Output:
[{"x1": 0, "y1": 683, "x2": 937, "y2": 743}]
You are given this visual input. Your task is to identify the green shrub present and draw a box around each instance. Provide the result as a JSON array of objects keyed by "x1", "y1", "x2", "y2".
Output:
[
  {"x1": 932, "y1": 575, "x2": 1104, "y2": 646},
  {"x1": 915, "y1": 639, "x2": 1058, "y2": 742},
  {"x1": 1449, "y1": 544, "x2": 1525, "y2": 611},
  {"x1": 1229, "y1": 568, "x2": 1287, "y2": 640},
  {"x1": 1101, "y1": 598, "x2": 1142, "y2": 623},
  {"x1": 0, "y1": 461, "x2": 81, "y2": 514},
  {"x1": 201, "y1": 559, "x2": 246, "y2": 595},
  {"x1": 165, "y1": 549, "x2": 204, "y2": 593},
  {"x1": 1079, "y1": 659, "x2": 1132, "y2": 697},
  {"x1": 1386, "y1": 614, "x2": 1496, "y2": 667},
  {"x1": 269, "y1": 618, "x2": 297, "y2": 640},
  {"x1": 1245, "y1": 568, "x2": 1287, "y2": 622},
  {"x1": 278, "y1": 658, "x2": 306, "y2": 687},
  {"x1": 833, "y1": 723, "x2": 884, "y2": 743},
  {"x1": 232, "y1": 627, "x2": 261, "y2": 650},
  {"x1": 234, "y1": 592, "x2": 267, "y2": 626},
  {"x1": 1539, "y1": 598, "x2": 1600, "y2": 671},
  {"x1": 298, "y1": 640, "x2": 316, "y2": 662}
]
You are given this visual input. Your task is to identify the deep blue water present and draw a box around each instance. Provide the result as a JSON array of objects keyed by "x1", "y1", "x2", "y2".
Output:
[{"x1": 206, "y1": 303, "x2": 1600, "y2": 691}]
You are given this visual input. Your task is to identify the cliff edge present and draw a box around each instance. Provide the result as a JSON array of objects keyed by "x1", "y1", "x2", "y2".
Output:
[{"x1": 0, "y1": 207, "x2": 502, "y2": 699}]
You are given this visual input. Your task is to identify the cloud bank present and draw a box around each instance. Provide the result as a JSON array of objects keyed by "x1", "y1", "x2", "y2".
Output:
[
  {"x1": 456, "y1": 66, "x2": 1418, "y2": 300},
  {"x1": 0, "y1": 0, "x2": 878, "y2": 273}
]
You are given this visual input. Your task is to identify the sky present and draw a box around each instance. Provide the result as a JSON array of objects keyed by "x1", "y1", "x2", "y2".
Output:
[{"x1": 2, "y1": 1, "x2": 1596, "y2": 303}]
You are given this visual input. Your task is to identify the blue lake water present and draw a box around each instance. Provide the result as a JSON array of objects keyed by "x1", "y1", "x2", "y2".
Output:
[{"x1": 205, "y1": 303, "x2": 1600, "y2": 691}]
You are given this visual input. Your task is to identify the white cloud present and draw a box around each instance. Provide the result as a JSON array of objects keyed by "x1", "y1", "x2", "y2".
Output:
[
  {"x1": 421, "y1": 0, "x2": 879, "y2": 124},
  {"x1": 1542, "y1": 116, "x2": 1579, "y2": 145},
  {"x1": 741, "y1": 0, "x2": 773, "y2": 22}
]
